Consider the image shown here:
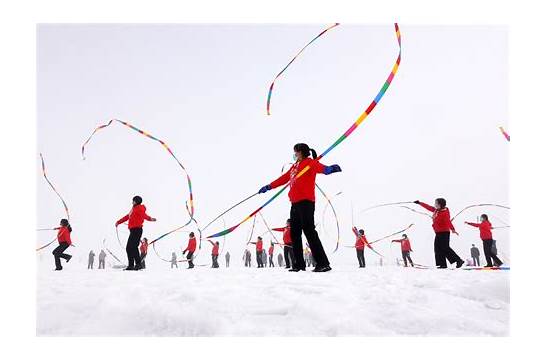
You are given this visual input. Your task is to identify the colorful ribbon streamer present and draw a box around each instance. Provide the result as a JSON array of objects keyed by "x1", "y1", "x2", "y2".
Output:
[
  {"x1": 207, "y1": 23, "x2": 402, "y2": 239},
  {"x1": 451, "y1": 203, "x2": 510, "y2": 223},
  {"x1": 37, "y1": 153, "x2": 71, "y2": 252},
  {"x1": 499, "y1": 126, "x2": 510, "y2": 142},
  {"x1": 359, "y1": 201, "x2": 414, "y2": 215},
  {"x1": 369, "y1": 223, "x2": 414, "y2": 245},
  {"x1": 266, "y1": 23, "x2": 340, "y2": 115},
  {"x1": 399, "y1": 205, "x2": 432, "y2": 219},
  {"x1": 81, "y1": 118, "x2": 195, "y2": 219}
]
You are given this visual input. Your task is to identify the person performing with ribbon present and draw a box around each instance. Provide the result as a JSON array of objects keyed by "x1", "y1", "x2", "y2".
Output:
[
  {"x1": 391, "y1": 234, "x2": 414, "y2": 267},
  {"x1": 182, "y1": 232, "x2": 197, "y2": 269},
  {"x1": 115, "y1": 196, "x2": 156, "y2": 271},
  {"x1": 52, "y1": 219, "x2": 73, "y2": 271},
  {"x1": 272, "y1": 219, "x2": 294, "y2": 269},
  {"x1": 206, "y1": 239, "x2": 220, "y2": 268},
  {"x1": 414, "y1": 198, "x2": 464, "y2": 269},
  {"x1": 464, "y1": 214, "x2": 503, "y2": 268},
  {"x1": 354, "y1": 228, "x2": 368, "y2": 268},
  {"x1": 258, "y1": 143, "x2": 342, "y2": 272},
  {"x1": 249, "y1": 236, "x2": 265, "y2": 268}
]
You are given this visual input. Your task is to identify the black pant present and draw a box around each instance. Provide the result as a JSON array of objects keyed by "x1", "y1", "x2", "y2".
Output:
[
  {"x1": 483, "y1": 239, "x2": 502, "y2": 266},
  {"x1": 226, "y1": 257, "x2": 230, "y2": 267},
  {"x1": 290, "y1": 200, "x2": 329, "y2": 269},
  {"x1": 256, "y1": 251, "x2": 263, "y2": 268},
  {"x1": 434, "y1": 232, "x2": 462, "y2": 268},
  {"x1": 126, "y1": 227, "x2": 143, "y2": 268},
  {"x1": 402, "y1": 251, "x2": 414, "y2": 267},
  {"x1": 212, "y1": 255, "x2": 219, "y2": 268},
  {"x1": 472, "y1": 256, "x2": 480, "y2": 266},
  {"x1": 187, "y1": 251, "x2": 194, "y2": 268},
  {"x1": 356, "y1": 249, "x2": 365, "y2": 267},
  {"x1": 98, "y1": 259, "x2": 105, "y2": 269},
  {"x1": 88, "y1": 259, "x2": 94, "y2": 269},
  {"x1": 268, "y1": 255, "x2": 274, "y2": 267},
  {"x1": 283, "y1": 246, "x2": 294, "y2": 268},
  {"x1": 52, "y1": 243, "x2": 70, "y2": 269}
]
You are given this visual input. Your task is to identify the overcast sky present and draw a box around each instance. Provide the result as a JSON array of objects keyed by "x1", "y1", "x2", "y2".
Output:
[{"x1": 37, "y1": 24, "x2": 508, "y2": 267}]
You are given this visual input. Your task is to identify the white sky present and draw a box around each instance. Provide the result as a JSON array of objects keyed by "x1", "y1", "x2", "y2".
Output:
[{"x1": 37, "y1": 24, "x2": 508, "y2": 267}]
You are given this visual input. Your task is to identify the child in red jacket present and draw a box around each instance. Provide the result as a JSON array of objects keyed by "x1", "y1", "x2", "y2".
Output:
[
  {"x1": 182, "y1": 232, "x2": 197, "y2": 269},
  {"x1": 465, "y1": 214, "x2": 503, "y2": 267},
  {"x1": 391, "y1": 234, "x2": 414, "y2": 267},
  {"x1": 415, "y1": 198, "x2": 464, "y2": 269},
  {"x1": 258, "y1": 143, "x2": 341, "y2": 272},
  {"x1": 115, "y1": 196, "x2": 156, "y2": 271},
  {"x1": 52, "y1": 218, "x2": 73, "y2": 270}
]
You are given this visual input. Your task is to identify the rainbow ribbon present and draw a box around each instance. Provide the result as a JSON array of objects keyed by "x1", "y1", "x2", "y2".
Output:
[
  {"x1": 36, "y1": 153, "x2": 71, "y2": 251},
  {"x1": 208, "y1": 23, "x2": 402, "y2": 239},
  {"x1": 266, "y1": 23, "x2": 340, "y2": 115},
  {"x1": 499, "y1": 126, "x2": 510, "y2": 142},
  {"x1": 81, "y1": 118, "x2": 195, "y2": 218}
]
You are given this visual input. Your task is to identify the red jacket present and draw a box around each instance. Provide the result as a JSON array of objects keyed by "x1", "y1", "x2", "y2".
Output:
[
  {"x1": 140, "y1": 242, "x2": 148, "y2": 254},
  {"x1": 116, "y1": 204, "x2": 153, "y2": 229},
  {"x1": 417, "y1": 202, "x2": 456, "y2": 233},
  {"x1": 207, "y1": 240, "x2": 219, "y2": 256},
  {"x1": 272, "y1": 226, "x2": 292, "y2": 245},
  {"x1": 355, "y1": 234, "x2": 367, "y2": 250},
  {"x1": 56, "y1": 226, "x2": 72, "y2": 245},
  {"x1": 268, "y1": 245, "x2": 274, "y2": 255},
  {"x1": 184, "y1": 237, "x2": 197, "y2": 253},
  {"x1": 251, "y1": 239, "x2": 263, "y2": 252},
  {"x1": 269, "y1": 158, "x2": 326, "y2": 203},
  {"x1": 392, "y1": 238, "x2": 412, "y2": 252},
  {"x1": 467, "y1": 220, "x2": 493, "y2": 240}
]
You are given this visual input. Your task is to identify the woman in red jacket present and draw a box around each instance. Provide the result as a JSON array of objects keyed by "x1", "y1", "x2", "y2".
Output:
[
  {"x1": 206, "y1": 240, "x2": 220, "y2": 268},
  {"x1": 415, "y1": 198, "x2": 464, "y2": 269},
  {"x1": 52, "y1": 218, "x2": 73, "y2": 270},
  {"x1": 182, "y1": 232, "x2": 197, "y2": 269},
  {"x1": 115, "y1": 196, "x2": 156, "y2": 271},
  {"x1": 259, "y1": 143, "x2": 341, "y2": 272},
  {"x1": 249, "y1": 236, "x2": 264, "y2": 268},
  {"x1": 465, "y1": 214, "x2": 503, "y2": 267},
  {"x1": 272, "y1": 219, "x2": 294, "y2": 269},
  {"x1": 391, "y1": 234, "x2": 414, "y2": 267},
  {"x1": 354, "y1": 228, "x2": 367, "y2": 268}
]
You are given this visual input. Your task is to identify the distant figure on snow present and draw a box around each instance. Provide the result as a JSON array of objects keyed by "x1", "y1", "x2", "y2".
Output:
[
  {"x1": 139, "y1": 238, "x2": 149, "y2": 269},
  {"x1": 88, "y1": 250, "x2": 95, "y2": 269},
  {"x1": 52, "y1": 218, "x2": 73, "y2": 271},
  {"x1": 470, "y1": 244, "x2": 480, "y2": 266},
  {"x1": 243, "y1": 249, "x2": 252, "y2": 267},
  {"x1": 98, "y1": 249, "x2": 107, "y2": 269},
  {"x1": 272, "y1": 219, "x2": 295, "y2": 269},
  {"x1": 207, "y1": 240, "x2": 220, "y2": 268},
  {"x1": 268, "y1": 243, "x2": 275, "y2": 267},
  {"x1": 261, "y1": 249, "x2": 268, "y2": 268},
  {"x1": 277, "y1": 253, "x2": 284, "y2": 267},
  {"x1": 171, "y1": 252, "x2": 178, "y2": 269},
  {"x1": 249, "y1": 237, "x2": 264, "y2": 268},
  {"x1": 182, "y1": 232, "x2": 197, "y2": 269},
  {"x1": 354, "y1": 228, "x2": 367, "y2": 268},
  {"x1": 225, "y1": 251, "x2": 230, "y2": 268},
  {"x1": 115, "y1": 195, "x2": 156, "y2": 271},
  {"x1": 391, "y1": 234, "x2": 414, "y2": 267}
]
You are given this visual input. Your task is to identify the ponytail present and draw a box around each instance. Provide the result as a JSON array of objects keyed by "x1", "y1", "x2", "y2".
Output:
[{"x1": 310, "y1": 148, "x2": 318, "y2": 159}]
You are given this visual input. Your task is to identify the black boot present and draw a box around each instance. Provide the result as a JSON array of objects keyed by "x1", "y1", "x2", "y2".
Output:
[{"x1": 312, "y1": 265, "x2": 332, "y2": 273}]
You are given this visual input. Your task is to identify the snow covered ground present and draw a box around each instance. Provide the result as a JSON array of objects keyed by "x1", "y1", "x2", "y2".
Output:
[{"x1": 36, "y1": 264, "x2": 509, "y2": 336}]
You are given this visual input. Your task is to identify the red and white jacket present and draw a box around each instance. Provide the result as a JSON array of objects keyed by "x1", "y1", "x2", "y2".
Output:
[
  {"x1": 416, "y1": 201, "x2": 456, "y2": 233},
  {"x1": 116, "y1": 204, "x2": 153, "y2": 229},
  {"x1": 466, "y1": 220, "x2": 493, "y2": 240},
  {"x1": 269, "y1": 158, "x2": 326, "y2": 203},
  {"x1": 272, "y1": 226, "x2": 292, "y2": 245},
  {"x1": 392, "y1": 238, "x2": 412, "y2": 252}
]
